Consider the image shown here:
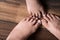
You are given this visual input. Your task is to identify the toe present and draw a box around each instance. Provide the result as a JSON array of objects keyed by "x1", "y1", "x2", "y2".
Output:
[
  {"x1": 29, "y1": 17, "x2": 35, "y2": 22},
  {"x1": 55, "y1": 15, "x2": 60, "y2": 20},
  {"x1": 33, "y1": 20, "x2": 41, "y2": 31},
  {"x1": 42, "y1": 13, "x2": 49, "y2": 21},
  {"x1": 50, "y1": 14, "x2": 55, "y2": 20},
  {"x1": 26, "y1": 16, "x2": 33, "y2": 21},
  {"x1": 47, "y1": 14, "x2": 52, "y2": 21},
  {"x1": 36, "y1": 13, "x2": 38, "y2": 17},
  {"x1": 44, "y1": 15, "x2": 50, "y2": 21},
  {"x1": 38, "y1": 11, "x2": 42, "y2": 19},
  {"x1": 32, "y1": 18, "x2": 38, "y2": 25},
  {"x1": 42, "y1": 19, "x2": 48, "y2": 27},
  {"x1": 35, "y1": 20, "x2": 41, "y2": 27}
]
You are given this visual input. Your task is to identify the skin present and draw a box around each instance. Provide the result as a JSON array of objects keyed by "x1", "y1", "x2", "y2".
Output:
[
  {"x1": 42, "y1": 13, "x2": 60, "y2": 40},
  {"x1": 26, "y1": 0, "x2": 44, "y2": 18},
  {"x1": 6, "y1": 16, "x2": 41, "y2": 40}
]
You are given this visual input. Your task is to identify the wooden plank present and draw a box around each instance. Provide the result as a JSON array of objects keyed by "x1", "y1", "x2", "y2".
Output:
[
  {"x1": 0, "y1": 1, "x2": 28, "y2": 23},
  {"x1": 0, "y1": 0, "x2": 60, "y2": 23},
  {"x1": 0, "y1": 20, "x2": 17, "y2": 40}
]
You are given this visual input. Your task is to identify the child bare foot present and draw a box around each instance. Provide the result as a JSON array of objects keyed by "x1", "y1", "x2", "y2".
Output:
[
  {"x1": 26, "y1": 0, "x2": 44, "y2": 18},
  {"x1": 42, "y1": 13, "x2": 60, "y2": 39},
  {"x1": 6, "y1": 16, "x2": 41, "y2": 40}
]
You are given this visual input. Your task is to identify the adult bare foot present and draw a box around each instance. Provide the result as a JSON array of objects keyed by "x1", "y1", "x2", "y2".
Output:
[
  {"x1": 6, "y1": 16, "x2": 41, "y2": 40},
  {"x1": 42, "y1": 13, "x2": 60, "y2": 40},
  {"x1": 26, "y1": 0, "x2": 44, "y2": 18}
]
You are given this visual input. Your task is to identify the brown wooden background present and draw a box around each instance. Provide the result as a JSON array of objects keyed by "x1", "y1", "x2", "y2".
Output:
[
  {"x1": 0, "y1": 0, "x2": 60, "y2": 23},
  {"x1": 0, "y1": 0, "x2": 28, "y2": 23}
]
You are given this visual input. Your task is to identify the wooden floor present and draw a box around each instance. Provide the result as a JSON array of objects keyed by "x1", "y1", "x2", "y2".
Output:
[
  {"x1": 0, "y1": 0, "x2": 28, "y2": 23},
  {"x1": 0, "y1": 0, "x2": 60, "y2": 23}
]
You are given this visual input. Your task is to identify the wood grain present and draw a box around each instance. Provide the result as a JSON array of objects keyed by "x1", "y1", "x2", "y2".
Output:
[
  {"x1": 0, "y1": 0, "x2": 29, "y2": 23},
  {"x1": 0, "y1": 0, "x2": 60, "y2": 23}
]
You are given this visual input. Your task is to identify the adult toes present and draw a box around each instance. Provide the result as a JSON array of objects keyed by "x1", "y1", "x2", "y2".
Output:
[
  {"x1": 50, "y1": 14, "x2": 55, "y2": 20},
  {"x1": 41, "y1": 19, "x2": 48, "y2": 28},
  {"x1": 26, "y1": 16, "x2": 33, "y2": 21},
  {"x1": 29, "y1": 17, "x2": 35, "y2": 22},
  {"x1": 47, "y1": 13, "x2": 53, "y2": 21},
  {"x1": 32, "y1": 18, "x2": 38, "y2": 25},
  {"x1": 35, "y1": 20, "x2": 42, "y2": 27}
]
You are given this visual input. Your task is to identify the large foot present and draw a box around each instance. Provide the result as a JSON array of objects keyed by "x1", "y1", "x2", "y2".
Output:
[
  {"x1": 26, "y1": 0, "x2": 44, "y2": 18},
  {"x1": 42, "y1": 13, "x2": 60, "y2": 39},
  {"x1": 6, "y1": 16, "x2": 41, "y2": 40}
]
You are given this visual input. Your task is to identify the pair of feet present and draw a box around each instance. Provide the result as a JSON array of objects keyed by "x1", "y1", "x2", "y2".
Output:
[
  {"x1": 6, "y1": 12, "x2": 60, "y2": 40},
  {"x1": 26, "y1": 0, "x2": 60, "y2": 39},
  {"x1": 13, "y1": 13, "x2": 60, "y2": 40},
  {"x1": 6, "y1": 16, "x2": 41, "y2": 40},
  {"x1": 18, "y1": 13, "x2": 60, "y2": 40},
  {"x1": 42, "y1": 13, "x2": 60, "y2": 39}
]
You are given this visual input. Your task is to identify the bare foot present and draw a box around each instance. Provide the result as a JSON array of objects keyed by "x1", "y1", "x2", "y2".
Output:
[
  {"x1": 26, "y1": 0, "x2": 44, "y2": 18},
  {"x1": 42, "y1": 13, "x2": 60, "y2": 39},
  {"x1": 6, "y1": 16, "x2": 41, "y2": 40}
]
